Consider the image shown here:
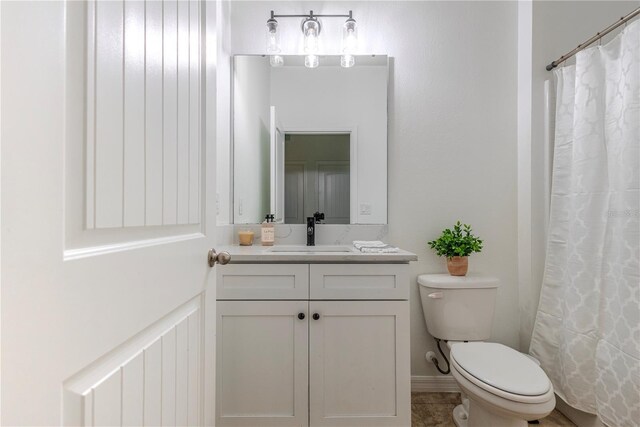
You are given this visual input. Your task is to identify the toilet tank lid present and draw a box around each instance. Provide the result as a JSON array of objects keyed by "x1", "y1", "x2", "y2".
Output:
[{"x1": 418, "y1": 274, "x2": 499, "y2": 289}]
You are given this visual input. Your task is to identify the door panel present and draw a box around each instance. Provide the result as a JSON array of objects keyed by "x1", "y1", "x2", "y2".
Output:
[
  {"x1": 143, "y1": 340, "x2": 163, "y2": 426},
  {"x1": 121, "y1": 352, "x2": 144, "y2": 426},
  {"x1": 85, "y1": 0, "x2": 201, "y2": 229},
  {"x1": 1, "y1": 1, "x2": 217, "y2": 425},
  {"x1": 317, "y1": 161, "x2": 350, "y2": 224},
  {"x1": 73, "y1": 299, "x2": 203, "y2": 426},
  {"x1": 285, "y1": 162, "x2": 305, "y2": 224},
  {"x1": 123, "y1": 0, "x2": 146, "y2": 228},
  {"x1": 66, "y1": 0, "x2": 204, "y2": 255},
  {"x1": 161, "y1": 327, "x2": 177, "y2": 425},
  {"x1": 93, "y1": 370, "x2": 122, "y2": 427},
  {"x1": 216, "y1": 301, "x2": 309, "y2": 426},
  {"x1": 309, "y1": 301, "x2": 411, "y2": 426},
  {"x1": 144, "y1": 0, "x2": 165, "y2": 227}
]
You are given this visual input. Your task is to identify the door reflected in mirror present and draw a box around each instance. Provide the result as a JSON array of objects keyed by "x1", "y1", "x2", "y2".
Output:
[
  {"x1": 233, "y1": 55, "x2": 388, "y2": 224},
  {"x1": 284, "y1": 134, "x2": 350, "y2": 224}
]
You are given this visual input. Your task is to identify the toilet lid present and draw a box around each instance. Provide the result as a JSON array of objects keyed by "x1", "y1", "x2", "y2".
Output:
[{"x1": 450, "y1": 342, "x2": 551, "y2": 397}]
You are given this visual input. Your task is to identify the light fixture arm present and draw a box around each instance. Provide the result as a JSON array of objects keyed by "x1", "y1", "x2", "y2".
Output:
[{"x1": 271, "y1": 10, "x2": 353, "y2": 19}]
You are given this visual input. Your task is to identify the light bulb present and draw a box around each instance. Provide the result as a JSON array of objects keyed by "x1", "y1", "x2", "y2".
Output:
[
  {"x1": 342, "y1": 18, "x2": 357, "y2": 53},
  {"x1": 305, "y1": 54, "x2": 319, "y2": 68},
  {"x1": 270, "y1": 55, "x2": 284, "y2": 67},
  {"x1": 266, "y1": 18, "x2": 280, "y2": 54},
  {"x1": 340, "y1": 54, "x2": 354, "y2": 68},
  {"x1": 303, "y1": 18, "x2": 320, "y2": 54}
]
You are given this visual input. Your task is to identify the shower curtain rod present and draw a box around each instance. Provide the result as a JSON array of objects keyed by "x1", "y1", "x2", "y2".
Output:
[{"x1": 546, "y1": 7, "x2": 640, "y2": 71}]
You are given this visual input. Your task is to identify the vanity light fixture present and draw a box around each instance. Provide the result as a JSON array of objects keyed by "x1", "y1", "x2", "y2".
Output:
[
  {"x1": 266, "y1": 13, "x2": 283, "y2": 67},
  {"x1": 302, "y1": 14, "x2": 320, "y2": 68},
  {"x1": 266, "y1": 10, "x2": 358, "y2": 68},
  {"x1": 341, "y1": 12, "x2": 357, "y2": 68}
]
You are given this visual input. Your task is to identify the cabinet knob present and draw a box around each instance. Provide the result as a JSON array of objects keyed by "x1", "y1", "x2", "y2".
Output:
[
  {"x1": 312, "y1": 313, "x2": 320, "y2": 320},
  {"x1": 298, "y1": 312, "x2": 305, "y2": 320}
]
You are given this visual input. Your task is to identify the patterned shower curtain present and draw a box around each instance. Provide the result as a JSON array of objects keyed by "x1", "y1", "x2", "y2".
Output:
[{"x1": 529, "y1": 21, "x2": 639, "y2": 427}]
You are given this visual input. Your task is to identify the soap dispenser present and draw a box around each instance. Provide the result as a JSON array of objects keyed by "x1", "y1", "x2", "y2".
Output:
[{"x1": 261, "y1": 214, "x2": 275, "y2": 246}]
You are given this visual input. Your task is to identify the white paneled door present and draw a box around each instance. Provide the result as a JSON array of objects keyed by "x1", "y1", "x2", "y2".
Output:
[{"x1": 1, "y1": 1, "x2": 217, "y2": 425}]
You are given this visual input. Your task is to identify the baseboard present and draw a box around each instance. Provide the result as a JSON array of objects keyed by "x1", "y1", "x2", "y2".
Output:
[{"x1": 411, "y1": 375, "x2": 460, "y2": 393}]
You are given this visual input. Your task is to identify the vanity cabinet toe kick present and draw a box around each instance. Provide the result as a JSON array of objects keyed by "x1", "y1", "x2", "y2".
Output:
[{"x1": 215, "y1": 262, "x2": 412, "y2": 427}]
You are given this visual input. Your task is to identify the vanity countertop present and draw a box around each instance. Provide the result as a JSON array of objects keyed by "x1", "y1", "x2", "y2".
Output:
[{"x1": 218, "y1": 244, "x2": 418, "y2": 263}]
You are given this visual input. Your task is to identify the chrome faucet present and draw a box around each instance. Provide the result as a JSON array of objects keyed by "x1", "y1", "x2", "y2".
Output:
[{"x1": 306, "y1": 212, "x2": 325, "y2": 246}]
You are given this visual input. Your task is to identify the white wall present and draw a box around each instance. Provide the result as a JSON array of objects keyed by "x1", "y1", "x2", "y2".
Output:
[
  {"x1": 216, "y1": 1, "x2": 232, "y2": 226},
  {"x1": 518, "y1": 0, "x2": 637, "y2": 351},
  {"x1": 228, "y1": 1, "x2": 519, "y2": 377},
  {"x1": 233, "y1": 56, "x2": 272, "y2": 223}
]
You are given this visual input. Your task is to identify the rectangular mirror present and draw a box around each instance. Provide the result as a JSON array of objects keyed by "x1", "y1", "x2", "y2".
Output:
[{"x1": 233, "y1": 55, "x2": 388, "y2": 224}]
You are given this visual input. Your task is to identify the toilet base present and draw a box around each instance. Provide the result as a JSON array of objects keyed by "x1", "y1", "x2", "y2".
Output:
[
  {"x1": 452, "y1": 404, "x2": 469, "y2": 427},
  {"x1": 453, "y1": 393, "x2": 529, "y2": 427},
  {"x1": 458, "y1": 397, "x2": 528, "y2": 427}
]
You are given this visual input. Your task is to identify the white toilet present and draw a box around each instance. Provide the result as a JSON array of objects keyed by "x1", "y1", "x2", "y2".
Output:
[{"x1": 418, "y1": 274, "x2": 555, "y2": 427}]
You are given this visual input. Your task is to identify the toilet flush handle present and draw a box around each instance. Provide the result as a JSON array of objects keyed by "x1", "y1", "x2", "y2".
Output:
[{"x1": 427, "y1": 292, "x2": 443, "y2": 299}]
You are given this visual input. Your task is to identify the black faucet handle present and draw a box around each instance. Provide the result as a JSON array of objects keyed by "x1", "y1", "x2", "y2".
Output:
[
  {"x1": 306, "y1": 216, "x2": 315, "y2": 246},
  {"x1": 313, "y1": 211, "x2": 325, "y2": 223}
]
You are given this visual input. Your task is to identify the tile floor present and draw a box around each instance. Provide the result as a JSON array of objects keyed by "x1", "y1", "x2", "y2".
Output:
[{"x1": 411, "y1": 392, "x2": 576, "y2": 427}]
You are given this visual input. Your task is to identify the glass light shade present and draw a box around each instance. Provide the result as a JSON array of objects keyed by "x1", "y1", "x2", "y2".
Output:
[
  {"x1": 303, "y1": 19, "x2": 320, "y2": 54},
  {"x1": 340, "y1": 54, "x2": 355, "y2": 68},
  {"x1": 266, "y1": 19, "x2": 280, "y2": 53},
  {"x1": 342, "y1": 19, "x2": 358, "y2": 53},
  {"x1": 305, "y1": 54, "x2": 319, "y2": 68},
  {"x1": 270, "y1": 55, "x2": 284, "y2": 67}
]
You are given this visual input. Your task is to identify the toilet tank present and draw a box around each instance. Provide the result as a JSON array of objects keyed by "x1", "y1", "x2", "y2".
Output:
[{"x1": 418, "y1": 274, "x2": 499, "y2": 341}]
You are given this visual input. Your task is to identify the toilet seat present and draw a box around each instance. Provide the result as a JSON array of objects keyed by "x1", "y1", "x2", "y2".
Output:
[{"x1": 450, "y1": 342, "x2": 552, "y2": 404}]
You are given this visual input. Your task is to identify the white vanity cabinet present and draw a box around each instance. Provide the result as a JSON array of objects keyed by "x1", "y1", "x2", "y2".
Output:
[{"x1": 216, "y1": 263, "x2": 411, "y2": 427}]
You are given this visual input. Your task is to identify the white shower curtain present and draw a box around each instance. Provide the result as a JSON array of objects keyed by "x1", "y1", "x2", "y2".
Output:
[{"x1": 529, "y1": 21, "x2": 639, "y2": 427}]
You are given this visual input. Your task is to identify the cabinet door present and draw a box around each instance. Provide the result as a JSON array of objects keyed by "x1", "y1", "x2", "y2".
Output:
[
  {"x1": 309, "y1": 301, "x2": 410, "y2": 427},
  {"x1": 216, "y1": 301, "x2": 309, "y2": 426}
]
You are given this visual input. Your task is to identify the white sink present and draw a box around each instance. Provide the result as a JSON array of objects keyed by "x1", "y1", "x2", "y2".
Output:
[{"x1": 268, "y1": 245, "x2": 354, "y2": 253}]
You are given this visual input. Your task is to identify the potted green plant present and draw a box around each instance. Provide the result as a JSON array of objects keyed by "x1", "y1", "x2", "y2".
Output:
[{"x1": 427, "y1": 221, "x2": 483, "y2": 276}]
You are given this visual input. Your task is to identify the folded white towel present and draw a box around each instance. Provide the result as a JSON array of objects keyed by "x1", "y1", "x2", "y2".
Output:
[
  {"x1": 359, "y1": 246, "x2": 399, "y2": 253},
  {"x1": 353, "y1": 240, "x2": 387, "y2": 249},
  {"x1": 353, "y1": 241, "x2": 399, "y2": 253}
]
